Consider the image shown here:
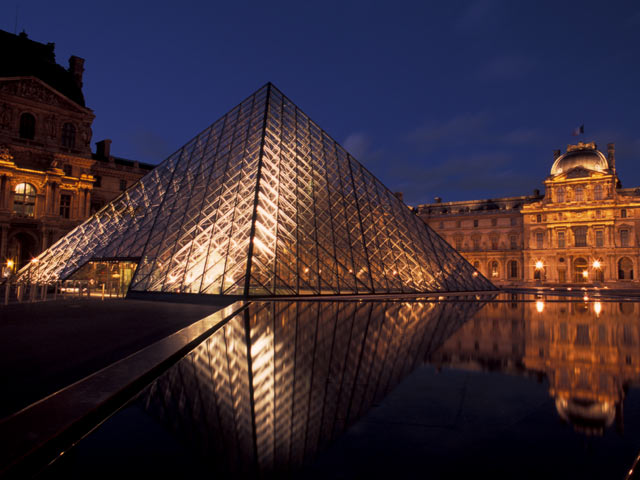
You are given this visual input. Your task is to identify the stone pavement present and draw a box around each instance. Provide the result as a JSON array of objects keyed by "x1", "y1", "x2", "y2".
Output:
[{"x1": 0, "y1": 297, "x2": 232, "y2": 419}]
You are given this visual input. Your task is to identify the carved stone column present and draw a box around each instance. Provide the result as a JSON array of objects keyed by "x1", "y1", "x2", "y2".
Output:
[
  {"x1": 0, "y1": 225, "x2": 7, "y2": 259},
  {"x1": 84, "y1": 189, "x2": 90, "y2": 218}
]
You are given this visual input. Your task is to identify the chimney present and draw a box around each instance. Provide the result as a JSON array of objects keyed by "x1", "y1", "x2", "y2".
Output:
[
  {"x1": 434, "y1": 196, "x2": 442, "y2": 203},
  {"x1": 607, "y1": 143, "x2": 616, "y2": 170},
  {"x1": 553, "y1": 149, "x2": 561, "y2": 159},
  {"x1": 96, "y1": 139, "x2": 112, "y2": 159},
  {"x1": 68, "y1": 56, "x2": 85, "y2": 89}
]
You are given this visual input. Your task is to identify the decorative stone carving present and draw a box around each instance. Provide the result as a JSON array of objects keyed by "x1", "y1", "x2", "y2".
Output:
[
  {"x1": 0, "y1": 79, "x2": 76, "y2": 111},
  {"x1": 81, "y1": 123, "x2": 92, "y2": 147},
  {"x1": 0, "y1": 103, "x2": 13, "y2": 129},
  {"x1": 43, "y1": 115, "x2": 57, "y2": 137},
  {"x1": 0, "y1": 145, "x2": 14, "y2": 162}
]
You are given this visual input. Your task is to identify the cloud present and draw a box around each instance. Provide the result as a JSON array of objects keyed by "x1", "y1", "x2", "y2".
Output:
[
  {"x1": 455, "y1": 0, "x2": 495, "y2": 32},
  {"x1": 406, "y1": 112, "x2": 491, "y2": 151},
  {"x1": 478, "y1": 54, "x2": 535, "y2": 81},
  {"x1": 381, "y1": 151, "x2": 539, "y2": 205},
  {"x1": 501, "y1": 127, "x2": 544, "y2": 145},
  {"x1": 343, "y1": 132, "x2": 371, "y2": 159}
]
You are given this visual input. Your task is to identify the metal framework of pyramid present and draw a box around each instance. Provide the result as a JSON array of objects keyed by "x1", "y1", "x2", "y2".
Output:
[{"x1": 21, "y1": 83, "x2": 495, "y2": 297}]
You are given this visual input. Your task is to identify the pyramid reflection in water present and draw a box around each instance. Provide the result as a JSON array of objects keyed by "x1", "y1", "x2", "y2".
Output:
[
  {"x1": 21, "y1": 83, "x2": 494, "y2": 297},
  {"x1": 138, "y1": 300, "x2": 486, "y2": 475}
]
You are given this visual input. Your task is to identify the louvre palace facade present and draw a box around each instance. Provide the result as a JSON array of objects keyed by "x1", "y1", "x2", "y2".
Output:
[
  {"x1": 0, "y1": 30, "x2": 152, "y2": 271},
  {"x1": 417, "y1": 142, "x2": 640, "y2": 287}
]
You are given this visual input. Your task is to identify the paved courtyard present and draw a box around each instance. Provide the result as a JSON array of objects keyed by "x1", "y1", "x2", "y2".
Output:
[{"x1": 0, "y1": 298, "x2": 232, "y2": 419}]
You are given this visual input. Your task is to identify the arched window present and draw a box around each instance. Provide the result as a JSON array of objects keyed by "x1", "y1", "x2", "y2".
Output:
[
  {"x1": 556, "y1": 187, "x2": 565, "y2": 203},
  {"x1": 19, "y1": 113, "x2": 35, "y2": 139},
  {"x1": 508, "y1": 260, "x2": 518, "y2": 279},
  {"x1": 490, "y1": 260, "x2": 499, "y2": 278},
  {"x1": 61, "y1": 122, "x2": 76, "y2": 148},
  {"x1": 594, "y1": 184, "x2": 602, "y2": 201},
  {"x1": 619, "y1": 257, "x2": 634, "y2": 280},
  {"x1": 13, "y1": 183, "x2": 36, "y2": 217}
]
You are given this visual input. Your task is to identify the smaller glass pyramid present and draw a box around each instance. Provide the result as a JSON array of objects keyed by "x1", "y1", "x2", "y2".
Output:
[{"x1": 19, "y1": 83, "x2": 495, "y2": 297}]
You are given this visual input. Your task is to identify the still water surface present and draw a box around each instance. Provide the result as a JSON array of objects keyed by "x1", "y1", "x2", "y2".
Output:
[{"x1": 42, "y1": 296, "x2": 640, "y2": 479}]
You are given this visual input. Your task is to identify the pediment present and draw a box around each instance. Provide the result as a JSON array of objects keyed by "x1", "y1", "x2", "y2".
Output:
[
  {"x1": 565, "y1": 166, "x2": 591, "y2": 179},
  {"x1": 0, "y1": 77, "x2": 90, "y2": 114}
]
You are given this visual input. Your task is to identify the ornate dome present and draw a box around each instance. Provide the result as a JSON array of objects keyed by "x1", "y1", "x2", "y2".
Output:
[{"x1": 550, "y1": 142, "x2": 609, "y2": 176}]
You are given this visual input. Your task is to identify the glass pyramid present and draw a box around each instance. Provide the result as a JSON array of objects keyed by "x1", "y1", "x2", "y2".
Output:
[{"x1": 20, "y1": 83, "x2": 495, "y2": 297}]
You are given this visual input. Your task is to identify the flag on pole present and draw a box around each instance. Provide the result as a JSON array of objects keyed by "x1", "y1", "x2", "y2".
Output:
[{"x1": 572, "y1": 124, "x2": 584, "y2": 136}]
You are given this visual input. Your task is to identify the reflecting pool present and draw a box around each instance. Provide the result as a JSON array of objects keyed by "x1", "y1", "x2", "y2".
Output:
[{"x1": 40, "y1": 296, "x2": 640, "y2": 479}]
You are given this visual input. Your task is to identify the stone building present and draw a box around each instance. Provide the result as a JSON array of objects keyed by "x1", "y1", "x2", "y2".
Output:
[
  {"x1": 0, "y1": 30, "x2": 153, "y2": 270},
  {"x1": 416, "y1": 141, "x2": 640, "y2": 287},
  {"x1": 429, "y1": 298, "x2": 640, "y2": 435}
]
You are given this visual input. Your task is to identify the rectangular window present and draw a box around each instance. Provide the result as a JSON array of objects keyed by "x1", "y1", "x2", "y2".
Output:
[
  {"x1": 491, "y1": 218, "x2": 497, "y2": 226},
  {"x1": 510, "y1": 217, "x2": 517, "y2": 226},
  {"x1": 557, "y1": 231, "x2": 565, "y2": 248},
  {"x1": 559, "y1": 323, "x2": 568, "y2": 342},
  {"x1": 596, "y1": 230, "x2": 604, "y2": 247},
  {"x1": 63, "y1": 164, "x2": 73, "y2": 177},
  {"x1": 472, "y1": 237, "x2": 480, "y2": 251},
  {"x1": 574, "y1": 186, "x2": 584, "y2": 202},
  {"x1": 119, "y1": 179, "x2": 127, "y2": 191},
  {"x1": 455, "y1": 237, "x2": 463, "y2": 250},
  {"x1": 621, "y1": 209, "x2": 627, "y2": 218},
  {"x1": 94, "y1": 175, "x2": 102, "y2": 188},
  {"x1": 473, "y1": 219, "x2": 478, "y2": 228},
  {"x1": 508, "y1": 261, "x2": 518, "y2": 279},
  {"x1": 621, "y1": 229, "x2": 629, "y2": 247},
  {"x1": 536, "y1": 232, "x2": 544, "y2": 249},
  {"x1": 575, "y1": 325, "x2": 590, "y2": 346},
  {"x1": 60, "y1": 194, "x2": 71, "y2": 219},
  {"x1": 575, "y1": 227, "x2": 587, "y2": 247},
  {"x1": 536, "y1": 214, "x2": 542, "y2": 223},
  {"x1": 491, "y1": 237, "x2": 498, "y2": 250},
  {"x1": 510, "y1": 235, "x2": 517, "y2": 249},
  {"x1": 594, "y1": 185, "x2": 602, "y2": 200}
]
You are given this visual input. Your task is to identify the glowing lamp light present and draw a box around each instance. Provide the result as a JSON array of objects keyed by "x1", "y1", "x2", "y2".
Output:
[
  {"x1": 582, "y1": 270, "x2": 589, "y2": 279},
  {"x1": 536, "y1": 300, "x2": 545, "y2": 313},
  {"x1": 30, "y1": 258, "x2": 38, "y2": 264},
  {"x1": 592, "y1": 260, "x2": 601, "y2": 269},
  {"x1": 535, "y1": 260, "x2": 544, "y2": 270},
  {"x1": 594, "y1": 302, "x2": 602, "y2": 315},
  {"x1": 472, "y1": 271, "x2": 479, "y2": 277},
  {"x1": 6, "y1": 260, "x2": 14, "y2": 269}
]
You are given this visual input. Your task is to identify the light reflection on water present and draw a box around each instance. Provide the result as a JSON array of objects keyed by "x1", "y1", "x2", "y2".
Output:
[{"x1": 41, "y1": 296, "x2": 640, "y2": 479}]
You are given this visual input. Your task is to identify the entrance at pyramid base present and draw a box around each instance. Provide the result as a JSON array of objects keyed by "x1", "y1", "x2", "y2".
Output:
[{"x1": 63, "y1": 258, "x2": 139, "y2": 298}]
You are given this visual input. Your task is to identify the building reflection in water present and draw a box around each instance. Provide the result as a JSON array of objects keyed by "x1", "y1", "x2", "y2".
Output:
[
  {"x1": 137, "y1": 299, "x2": 486, "y2": 476},
  {"x1": 430, "y1": 295, "x2": 640, "y2": 436}
]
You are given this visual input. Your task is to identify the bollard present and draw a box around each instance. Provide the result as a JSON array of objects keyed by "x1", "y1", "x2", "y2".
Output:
[
  {"x1": 16, "y1": 285, "x2": 22, "y2": 303},
  {"x1": 53, "y1": 282, "x2": 57, "y2": 300},
  {"x1": 101, "y1": 284, "x2": 105, "y2": 301},
  {"x1": 42, "y1": 284, "x2": 47, "y2": 301},
  {"x1": 4, "y1": 281, "x2": 9, "y2": 306}
]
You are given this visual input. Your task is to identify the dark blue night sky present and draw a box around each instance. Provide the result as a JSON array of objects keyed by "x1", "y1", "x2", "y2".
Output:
[{"x1": 2, "y1": 0, "x2": 639, "y2": 205}]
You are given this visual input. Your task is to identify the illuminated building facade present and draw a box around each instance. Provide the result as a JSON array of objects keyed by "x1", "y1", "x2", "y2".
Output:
[
  {"x1": 0, "y1": 30, "x2": 152, "y2": 270},
  {"x1": 18, "y1": 83, "x2": 495, "y2": 298},
  {"x1": 417, "y1": 142, "x2": 640, "y2": 287},
  {"x1": 430, "y1": 298, "x2": 640, "y2": 435}
]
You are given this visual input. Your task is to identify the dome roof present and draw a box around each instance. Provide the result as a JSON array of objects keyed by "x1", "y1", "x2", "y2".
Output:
[{"x1": 550, "y1": 142, "x2": 609, "y2": 176}]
